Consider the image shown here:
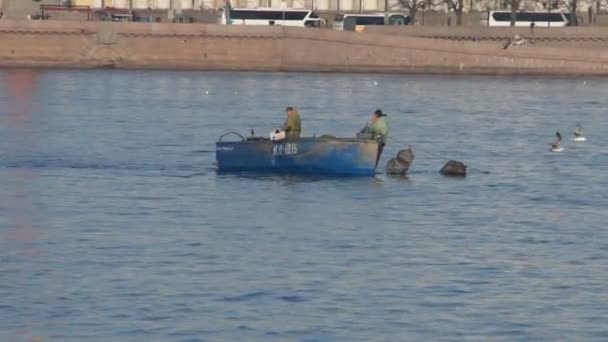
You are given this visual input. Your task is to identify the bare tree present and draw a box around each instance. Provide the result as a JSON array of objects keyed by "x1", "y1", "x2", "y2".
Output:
[
  {"x1": 561, "y1": 0, "x2": 579, "y2": 25},
  {"x1": 444, "y1": 0, "x2": 465, "y2": 25},
  {"x1": 397, "y1": 0, "x2": 428, "y2": 24},
  {"x1": 510, "y1": 0, "x2": 521, "y2": 26},
  {"x1": 571, "y1": 0, "x2": 579, "y2": 25}
]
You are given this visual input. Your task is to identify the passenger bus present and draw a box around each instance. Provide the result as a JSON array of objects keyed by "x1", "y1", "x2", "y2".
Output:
[
  {"x1": 218, "y1": 8, "x2": 325, "y2": 27},
  {"x1": 333, "y1": 13, "x2": 410, "y2": 31},
  {"x1": 481, "y1": 10, "x2": 570, "y2": 27}
]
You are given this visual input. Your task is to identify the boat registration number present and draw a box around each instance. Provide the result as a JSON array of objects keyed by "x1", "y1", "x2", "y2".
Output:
[{"x1": 273, "y1": 143, "x2": 298, "y2": 156}]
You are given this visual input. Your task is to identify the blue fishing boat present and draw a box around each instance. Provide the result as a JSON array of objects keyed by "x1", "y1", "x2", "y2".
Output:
[{"x1": 216, "y1": 132, "x2": 383, "y2": 176}]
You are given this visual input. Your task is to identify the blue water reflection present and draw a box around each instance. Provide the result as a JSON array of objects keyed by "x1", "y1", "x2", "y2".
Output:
[{"x1": 1, "y1": 70, "x2": 607, "y2": 341}]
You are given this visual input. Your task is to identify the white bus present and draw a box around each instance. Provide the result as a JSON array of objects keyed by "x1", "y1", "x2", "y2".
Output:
[
  {"x1": 333, "y1": 13, "x2": 410, "y2": 31},
  {"x1": 219, "y1": 8, "x2": 325, "y2": 27},
  {"x1": 481, "y1": 10, "x2": 570, "y2": 27}
]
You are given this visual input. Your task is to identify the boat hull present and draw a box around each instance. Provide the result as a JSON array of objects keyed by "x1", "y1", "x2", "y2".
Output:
[{"x1": 216, "y1": 137, "x2": 381, "y2": 176}]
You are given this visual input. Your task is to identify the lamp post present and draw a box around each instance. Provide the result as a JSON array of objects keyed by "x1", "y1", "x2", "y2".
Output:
[
  {"x1": 281, "y1": 0, "x2": 286, "y2": 25},
  {"x1": 548, "y1": 0, "x2": 551, "y2": 27}
]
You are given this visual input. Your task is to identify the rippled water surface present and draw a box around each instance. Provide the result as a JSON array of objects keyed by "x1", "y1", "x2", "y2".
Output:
[{"x1": 1, "y1": 70, "x2": 608, "y2": 341}]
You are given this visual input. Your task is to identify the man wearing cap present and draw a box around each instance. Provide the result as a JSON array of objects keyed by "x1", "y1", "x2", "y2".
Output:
[
  {"x1": 282, "y1": 107, "x2": 302, "y2": 139},
  {"x1": 370, "y1": 109, "x2": 388, "y2": 144},
  {"x1": 369, "y1": 109, "x2": 389, "y2": 167}
]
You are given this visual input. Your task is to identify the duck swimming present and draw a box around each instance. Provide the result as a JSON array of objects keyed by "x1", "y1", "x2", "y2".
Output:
[
  {"x1": 550, "y1": 132, "x2": 564, "y2": 152},
  {"x1": 573, "y1": 124, "x2": 587, "y2": 142}
]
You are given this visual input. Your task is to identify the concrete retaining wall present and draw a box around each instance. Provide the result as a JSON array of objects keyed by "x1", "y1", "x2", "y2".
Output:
[
  {"x1": 364, "y1": 26, "x2": 608, "y2": 38},
  {"x1": 1, "y1": 20, "x2": 607, "y2": 75},
  {"x1": 364, "y1": 26, "x2": 608, "y2": 48}
]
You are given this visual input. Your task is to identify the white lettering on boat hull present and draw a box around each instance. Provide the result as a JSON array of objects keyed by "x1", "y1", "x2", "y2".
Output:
[{"x1": 273, "y1": 143, "x2": 298, "y2": 156}]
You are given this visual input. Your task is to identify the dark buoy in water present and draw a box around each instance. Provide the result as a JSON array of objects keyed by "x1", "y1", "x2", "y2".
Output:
[
  {"x1": 386, "y1": 158, "x2": 410, "y2": 175},
  {"x1": 386, "y1": 146, "x2": 415, "y2": 175},
  {"x1": 440, "y1": 160, "x2": 467, "y2": 176}
]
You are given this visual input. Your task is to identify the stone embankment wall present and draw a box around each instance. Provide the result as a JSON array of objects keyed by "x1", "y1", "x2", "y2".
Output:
[
  {"x1": 364, "y1": 26, "x2": 608, "y2": 48},
  {"x1": 1, "y1": 20, "x2": 607, "y2": 75}
]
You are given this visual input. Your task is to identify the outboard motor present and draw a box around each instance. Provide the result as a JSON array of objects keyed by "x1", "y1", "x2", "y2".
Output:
[
  {"x1": 386, "y1": 146, "x2": 415, "y2": 175},
  {"x1": 440, "y1": 160, "x2": 467, "y2": 176}
]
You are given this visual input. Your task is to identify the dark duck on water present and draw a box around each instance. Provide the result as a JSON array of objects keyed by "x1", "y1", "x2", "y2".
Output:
[{"x1": 550, "y1": 132, "x2": 563, "y2": 152}]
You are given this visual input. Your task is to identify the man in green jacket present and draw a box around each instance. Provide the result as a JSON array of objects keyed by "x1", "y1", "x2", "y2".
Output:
[
  {"x1": 370, "y1": 109, "x2": 388, "y2": 144},
  {"x1": 368, "y1": 109, "x2": 388, "y2": 167},
  {"x1": 282, "y1": 107, "x2": 302, "y2": 139}
]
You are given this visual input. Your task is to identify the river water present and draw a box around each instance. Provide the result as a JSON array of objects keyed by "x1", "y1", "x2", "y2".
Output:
[{"x1": 1, "y1": 70, "x2": 607, "y2": 341}]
